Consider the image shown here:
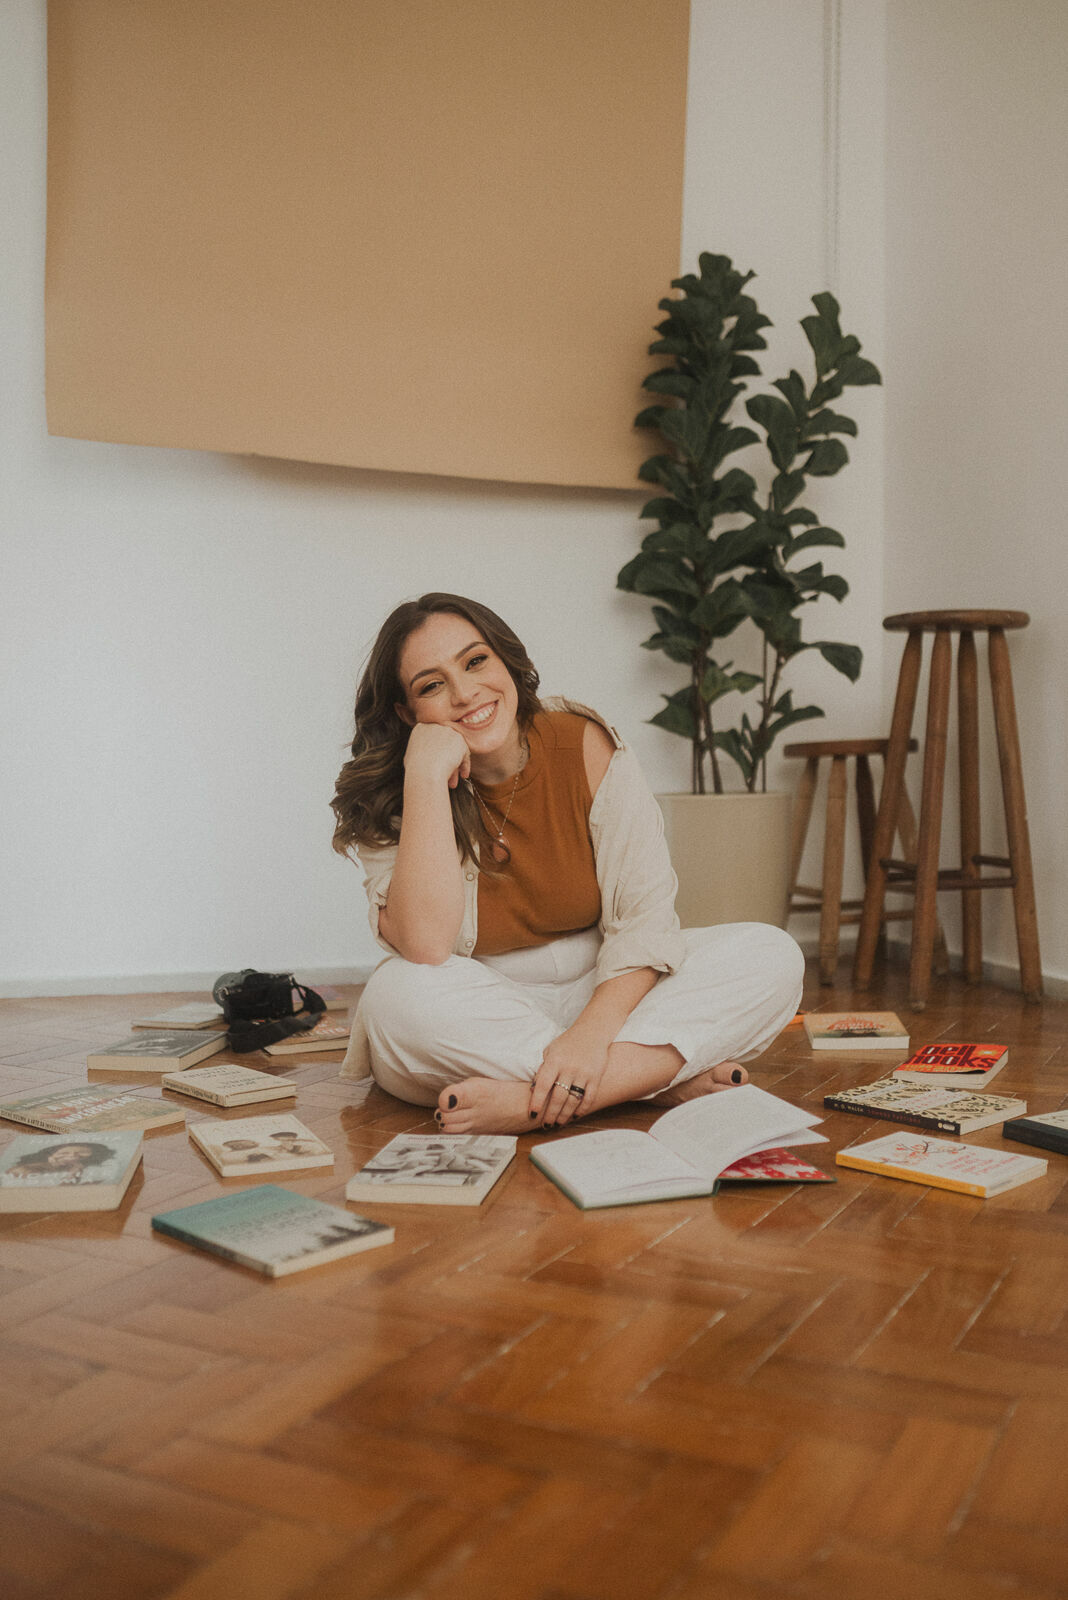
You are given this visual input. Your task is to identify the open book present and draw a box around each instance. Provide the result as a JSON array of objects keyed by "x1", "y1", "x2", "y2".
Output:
[{"x1": 530, "y1": 1084, "x2": 825, "y2": 1209}]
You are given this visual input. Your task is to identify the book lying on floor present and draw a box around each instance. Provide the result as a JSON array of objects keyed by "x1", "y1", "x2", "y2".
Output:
[
  {"x1": 262, "y1": 1020, "x2": 351, "y2": 1055},
  {"x1": 892, "y1": 1041, "x2": 1009, "y2": 1087},
  {"x1": 346, "y1": 1133, "x2": 517, "y2": 1206},
  {"x1": 0, "y1": 1084, "x2": 185, "y2": 1134},
  {"x1": 717, "y1": 1146, "x2": 835, "y2": 1183},
  {"x1": 530, "y1": 1084, "x2": 825, "y2": 1210},
  {"x1": 151, "y1": 1185, "x2": 393, "y2": 1276},
  {"x1": 87, "y1": 1030, "x2": 228, "y2": 1073},
  {"x1": 1001, "y1": 1110, "x2": 1068, "y2": 1157},
  {"x1": 836, "y1": 1132, "x2": 1047, "y2": 1197},
  {"x1": 132, "y1": 1002, "x2": 225, "y2": 1030},
  {"x1": 823, "y1": 1077, "x2": 1025, "y2": 1135},
  {"x1": 162, "y1": 1063, "x2": 297, "y2": 1107},
  {"x1": 804, "y1": 1012, "x2": 909, "y2": 1050},
  {"x1": 188, "y1": 1114, "x2": 333, "y2": 1177},
  {"x1": 0, "y1": 1131, "x2": 142, "y2": 1211},
  {"x1": 307, "y1": 984, "x2": 348, "y2": 1012}
]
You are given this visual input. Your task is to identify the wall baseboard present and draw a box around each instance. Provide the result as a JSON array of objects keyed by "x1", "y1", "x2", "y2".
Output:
[
  {"x1": 792, "y1": 929, "x2": 1068, "y2": 1002},
  {"x1": 0, "y1": 967, "x2": 375, "y2": 1000}
]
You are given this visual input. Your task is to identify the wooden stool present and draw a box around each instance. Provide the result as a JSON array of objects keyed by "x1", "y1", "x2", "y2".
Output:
[
  {"x1": 784, "y1": 738, "x2": 946, "y2": 984},
  {"x1": 854, "y1": 610, "x2": 1042, "y2": 1009}
]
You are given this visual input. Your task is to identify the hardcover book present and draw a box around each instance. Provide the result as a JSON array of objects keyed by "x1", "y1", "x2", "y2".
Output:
[
  {"x1": 836, "y1": 1132, "x2": 1047, "y2": 1198},
  {"x1": 87, "y1": 1030, "x2": 228, "y2": 1073},
  {"x1": 717, "y1": 1146, "x2": 835, "y2": 1183},
  {"x1": 262, "y1": 1020, "x2": 352, "y2": 1056},
  {"x1": 1001, "y1": 1109, "x2": 1068, "y2": 1157},
  {"x1": 803, "y1": 1012, "x2": 909, "y2": 1050},
  {"x1": 151, "y1": 1185, "x2": 393, "y2": 1276},
  {"x1": 162, "y1": 1063, "x2": 297, "y2": 1108},
  {"x1": 132, "y1": 1002, "x2": 225, "y2": 1030},
  {"x1": 346, "y1": 1133, "x2": 516, "y2": 1206},
  {"x1": 823, "y1": 1077, "x2": 1026, "y2": 1135},
  {"x1": 188, "y1": 1114, "x2": 333, "y2": 1177},
  {"x1": 0, "y1": 1131, "x2": 142, "y2": 1211},
  {"x1": 0, "y1": 1084, "x2": 185, "y2": 1134},
  {"x1": 892, "y1": 1041, "x2": 1009, "y2": 1087},
  {"x1": 530, "y1": 1084, "x2": 825, "y2": 1210}
]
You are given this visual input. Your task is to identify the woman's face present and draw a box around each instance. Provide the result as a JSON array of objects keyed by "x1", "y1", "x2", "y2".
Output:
[
  {"x1": 47, "y1": 1143, "x2": 94, "y2": 1169},
  {"x1": 396, "y1": 612, "x2": 521, "y2": 765}
]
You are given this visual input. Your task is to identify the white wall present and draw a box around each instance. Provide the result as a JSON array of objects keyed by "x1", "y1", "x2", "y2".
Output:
[
  {"x1": 884, "y1": 0, "x2": 1068, "y2": 988},
  {"x1": 3, "y1": 1, "x2": 888, "y2": 993}
]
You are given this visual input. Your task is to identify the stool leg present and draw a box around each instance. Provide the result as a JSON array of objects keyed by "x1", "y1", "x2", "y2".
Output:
[
  {"x1": 855, "y1": 629, "x2": 923, "y2": 987},
  {"x1": 855, "y1": 752, "x2": 883, "y2": 960},
  {"x1": 785, "y1": 757, "x2": 819, "y2": 927},
  {"x1": 909, "y1": 628, "x2": 952, "y2": 1009},
  {"x1": 819, "y1": 755, "x2": 848, "y2": 983},
  {"x1": 988, "y1": 627, "x2": 1043, "y2": 1000},
  {"x1": 895, "y1": 783, "x2": 950, "y2": 976},
  {"x1": 958, "y1": 629, "x2": 983, "y2": 983}
]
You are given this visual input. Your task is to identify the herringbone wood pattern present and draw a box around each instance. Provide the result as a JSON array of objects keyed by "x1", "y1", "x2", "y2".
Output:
[{"x1": 1, "y1": 961, "x2": 1067, "y2": 1600}]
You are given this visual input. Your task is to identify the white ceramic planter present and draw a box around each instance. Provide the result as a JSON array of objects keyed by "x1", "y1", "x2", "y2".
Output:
[{"x1": 657, "y1": 791, "x2": 792, "y2": 930}]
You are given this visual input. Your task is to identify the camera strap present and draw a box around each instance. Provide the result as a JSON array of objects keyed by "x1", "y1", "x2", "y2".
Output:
[{"x1": 227, "y1": 1011, "x2": 321, "y2": 1054}]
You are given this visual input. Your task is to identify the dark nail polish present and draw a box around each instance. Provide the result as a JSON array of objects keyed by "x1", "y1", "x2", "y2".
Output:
[
  {"x1": 731, "y1": 1069, "x2": 743, "y2": 1083},
  {"x1": 529, "y1": 1110, "x2": 538, "y2": 1119},
  {"x1": 434, "y1": 1111, "x2": 443, "y2": 1123},
  {"x1": 447, "y1": 1094, "x2": 457, "y2": 1109}
]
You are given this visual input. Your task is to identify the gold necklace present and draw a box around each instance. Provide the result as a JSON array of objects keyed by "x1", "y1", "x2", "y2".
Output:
[{"x1": 471, "y1": 767, "x2": 521, "y2": 848}]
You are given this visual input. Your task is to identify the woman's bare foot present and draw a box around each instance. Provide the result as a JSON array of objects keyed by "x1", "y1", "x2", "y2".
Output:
[
  {"x1": 437, "y1": 1078, "x2": 540, "y2": 1136},
  {"x1": 648, "y1": 1061, "x2": 748, "y2": 1110}
]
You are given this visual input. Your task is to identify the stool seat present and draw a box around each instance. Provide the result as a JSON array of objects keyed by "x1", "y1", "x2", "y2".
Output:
[
  {"x1": 884, "y1": 609, "x2": 1029, "y2": 633},
  {"x1": 855, "y1": 610, "x2": 1040, "y2": 1008}
]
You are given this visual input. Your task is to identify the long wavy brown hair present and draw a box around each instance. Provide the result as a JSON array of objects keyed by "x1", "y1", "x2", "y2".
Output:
[{"x1": 331, "y1": 593, "x2": 542, "y2": 862}]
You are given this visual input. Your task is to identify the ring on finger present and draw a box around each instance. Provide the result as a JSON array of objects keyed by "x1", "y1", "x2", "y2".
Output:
[{"x1": 566, "y1": 1085, "x2": 585, "y2": 1098}]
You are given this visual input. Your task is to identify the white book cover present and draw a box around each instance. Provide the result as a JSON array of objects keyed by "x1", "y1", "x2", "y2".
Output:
[
  {"x1": 0, "y1": 1131, "x2": 142, "y2": 1211},
  {"x1": 162, "y1": 1063, "x2": 296, "y2": 1106},
  {"x1": 189, "y1": 1114, "x2": 333, "y2": 1177},
  {"x1": 836, "y1": 1131, "x2": 1047, "y2": 1197},
  {"x1": 346, "y1": 1134, "x2": 516, "y2": 1205}
]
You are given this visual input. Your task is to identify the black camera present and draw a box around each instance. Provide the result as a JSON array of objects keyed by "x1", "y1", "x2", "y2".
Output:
[{"x1": 212, "y1": 969, "x2": 306, "y2": 1024}]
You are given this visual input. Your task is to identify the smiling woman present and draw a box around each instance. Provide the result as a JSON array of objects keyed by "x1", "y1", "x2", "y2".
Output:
[{"x1": 331, "y1": 594, "x2": 804, "y2": 1138}]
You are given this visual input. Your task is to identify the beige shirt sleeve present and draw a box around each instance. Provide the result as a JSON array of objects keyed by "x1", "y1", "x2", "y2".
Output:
[{"x1": 588, "y1": 744, "x2": 685, "y2": 983}]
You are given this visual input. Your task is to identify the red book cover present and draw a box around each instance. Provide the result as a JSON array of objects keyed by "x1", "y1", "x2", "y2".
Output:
[{"x1": 893, "y1": 1041, "x2": 1009, "y2": 1087}]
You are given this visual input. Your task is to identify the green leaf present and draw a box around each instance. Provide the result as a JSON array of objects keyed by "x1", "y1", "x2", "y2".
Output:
[
  {"x1": 701, "y1": 663, "x2": 762, "y2": 704},
  {"x1": 772, "y1": 470, "x2": 806, "y2": 512},
  {"x1": 707, "y1": 425, "x2": 759, "y2": 470},
  {"x1": 803, "y1": 438, "x2": 850, "y2": 477},
  {"x1": 624, "y1": 558, "x2": 701, "y2": 600},
  {"x1": 817, "y1": 641, "x2": 863, "y2": 681},
  {"x1": 639, "y1": 496, "x2": 689, "y2": 523},
  {"x1": 712, "y1": 728, "x2": 755, "y2": 784},
  {"x1": 641, "y1": 632, "x2": 699, "y2": 665},
  {"x1": 772, "y1": 370, "x2": 808, "y2": 421},
  {"x1": 712, "y1": 520, "x2": 772, "y2": 570},
  {"x1": 745, "y1": 394, "x2": 799, "y2": 473},
  {"x1": 635, "y1": 405, "x2": 668, "y2": 432},
  {"x1": 650, "y1": 694, "x2": 698, "y2": 740},
  {"x1": 802, "y1": 407, "x2": 857, "y2": 439},
  {"x1": 836, "y1": 353, "x2": 882, "y2": 388},
  {"x1": 643, "y1": 370, "x2": 696, "y2": 400},
  {"x1": 783, "y1": 525, "x2": 845, "y2": 559},
  {"x1": 711, "y1": 466, "x2": 759, "y2": 512},
  {"x1": 730, "y1": 354, "x2": 762, "y2": 378},
  {"x1": 691, "y1": 579, "x2": 749, "y2": 638},
  {"x1": 659, "y1": 408, "x2": 710, "y2": 461}
]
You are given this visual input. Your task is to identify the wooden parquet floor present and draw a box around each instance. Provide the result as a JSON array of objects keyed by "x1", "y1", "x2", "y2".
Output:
[{"x1": 2, "y1": 960, "x2": 1067, "y2": 1600}]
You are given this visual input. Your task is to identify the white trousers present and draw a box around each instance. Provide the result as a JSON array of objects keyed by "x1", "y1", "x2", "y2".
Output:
[{"x1": 361, "y1": 922, "x2": 804, "y2": 1108}]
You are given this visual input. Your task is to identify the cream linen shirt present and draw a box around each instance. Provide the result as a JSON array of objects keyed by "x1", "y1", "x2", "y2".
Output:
[{"x1": 338, "y1": 699, "x2": 685, "y2": 1081}]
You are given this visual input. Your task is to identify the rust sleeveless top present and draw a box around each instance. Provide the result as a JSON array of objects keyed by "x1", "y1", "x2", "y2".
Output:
[{"x1": 472, "y1": 710, "x2": 601, "y2": 956}]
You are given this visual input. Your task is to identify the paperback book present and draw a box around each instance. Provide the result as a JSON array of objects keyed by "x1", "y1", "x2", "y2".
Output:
[
  {"x1": 717, "y1": 1146, "x2": 835, "y2": 1183},
  {"x1": 530, "y1": 1084, "x2": 825, "y2": 1210},
  {"x1": 836, "y1": 1132, "x2": 1047, "y2": 1198},
  {"x1": 151, "y1": 1185, "x2": 393, "y2": 1276},
  {"x1": 823, "y1": 1077, "x2": 1026, "y2": 1135},
  {"x1": 132, "y1": 1002, "x2": 225, "y2": 1030},
  {"x1": 892, "y1": 1041, "x2": 1009, "y2": 1087},
  {"x1": 1001, "y1": 1109, "x2": 1068, "y2": 1157},
  {"x1": 0, "y1": 1084, "x2": 185, "y2": 1134},
  {"x1": 162, "y1": 1063, "x2": 297, "y2": 1108},
  {"x1": 87, "y1": 1030, "x2": 228, "y2": 1073},
  {"x1": 804, "y1": 1012, "x2": 909, "y2": 1050},
  {"x1": 262, "y1": 1020, "x2": 351, "y2": 1056},
  {"x1": 0, "y1": 1131, "x2": 142, "y2": 1211},
  {"x1": 346, "y1": 1133, "x2": 517, "y2": 1206},
  {"x1": 188, "y1": 1114, "x2": 333, "y2": 1177}
]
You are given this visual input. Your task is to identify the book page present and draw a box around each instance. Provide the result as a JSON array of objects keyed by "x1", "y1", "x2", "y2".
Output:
[
  {"x1": 650, "y1": 1085, "x2": 824, "y2": 1181},
  {"x1": 536, "y1": 1129, "x2": 707, "y2": 1198}
]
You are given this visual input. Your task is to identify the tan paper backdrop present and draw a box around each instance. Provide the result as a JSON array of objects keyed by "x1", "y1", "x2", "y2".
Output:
[{"x1": 46, "y1": 0, "x2": 689, "y2": 490}]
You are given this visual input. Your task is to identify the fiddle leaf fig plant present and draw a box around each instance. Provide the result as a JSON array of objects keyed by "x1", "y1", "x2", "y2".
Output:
[{"x1": 618, "y1": 252, "x2": 881, "y2": 793}]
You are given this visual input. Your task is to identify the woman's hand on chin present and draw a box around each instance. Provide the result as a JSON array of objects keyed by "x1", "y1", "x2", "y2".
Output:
[{"x1": 403, "y1": 722, "x2": 471, "y2": 789}]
